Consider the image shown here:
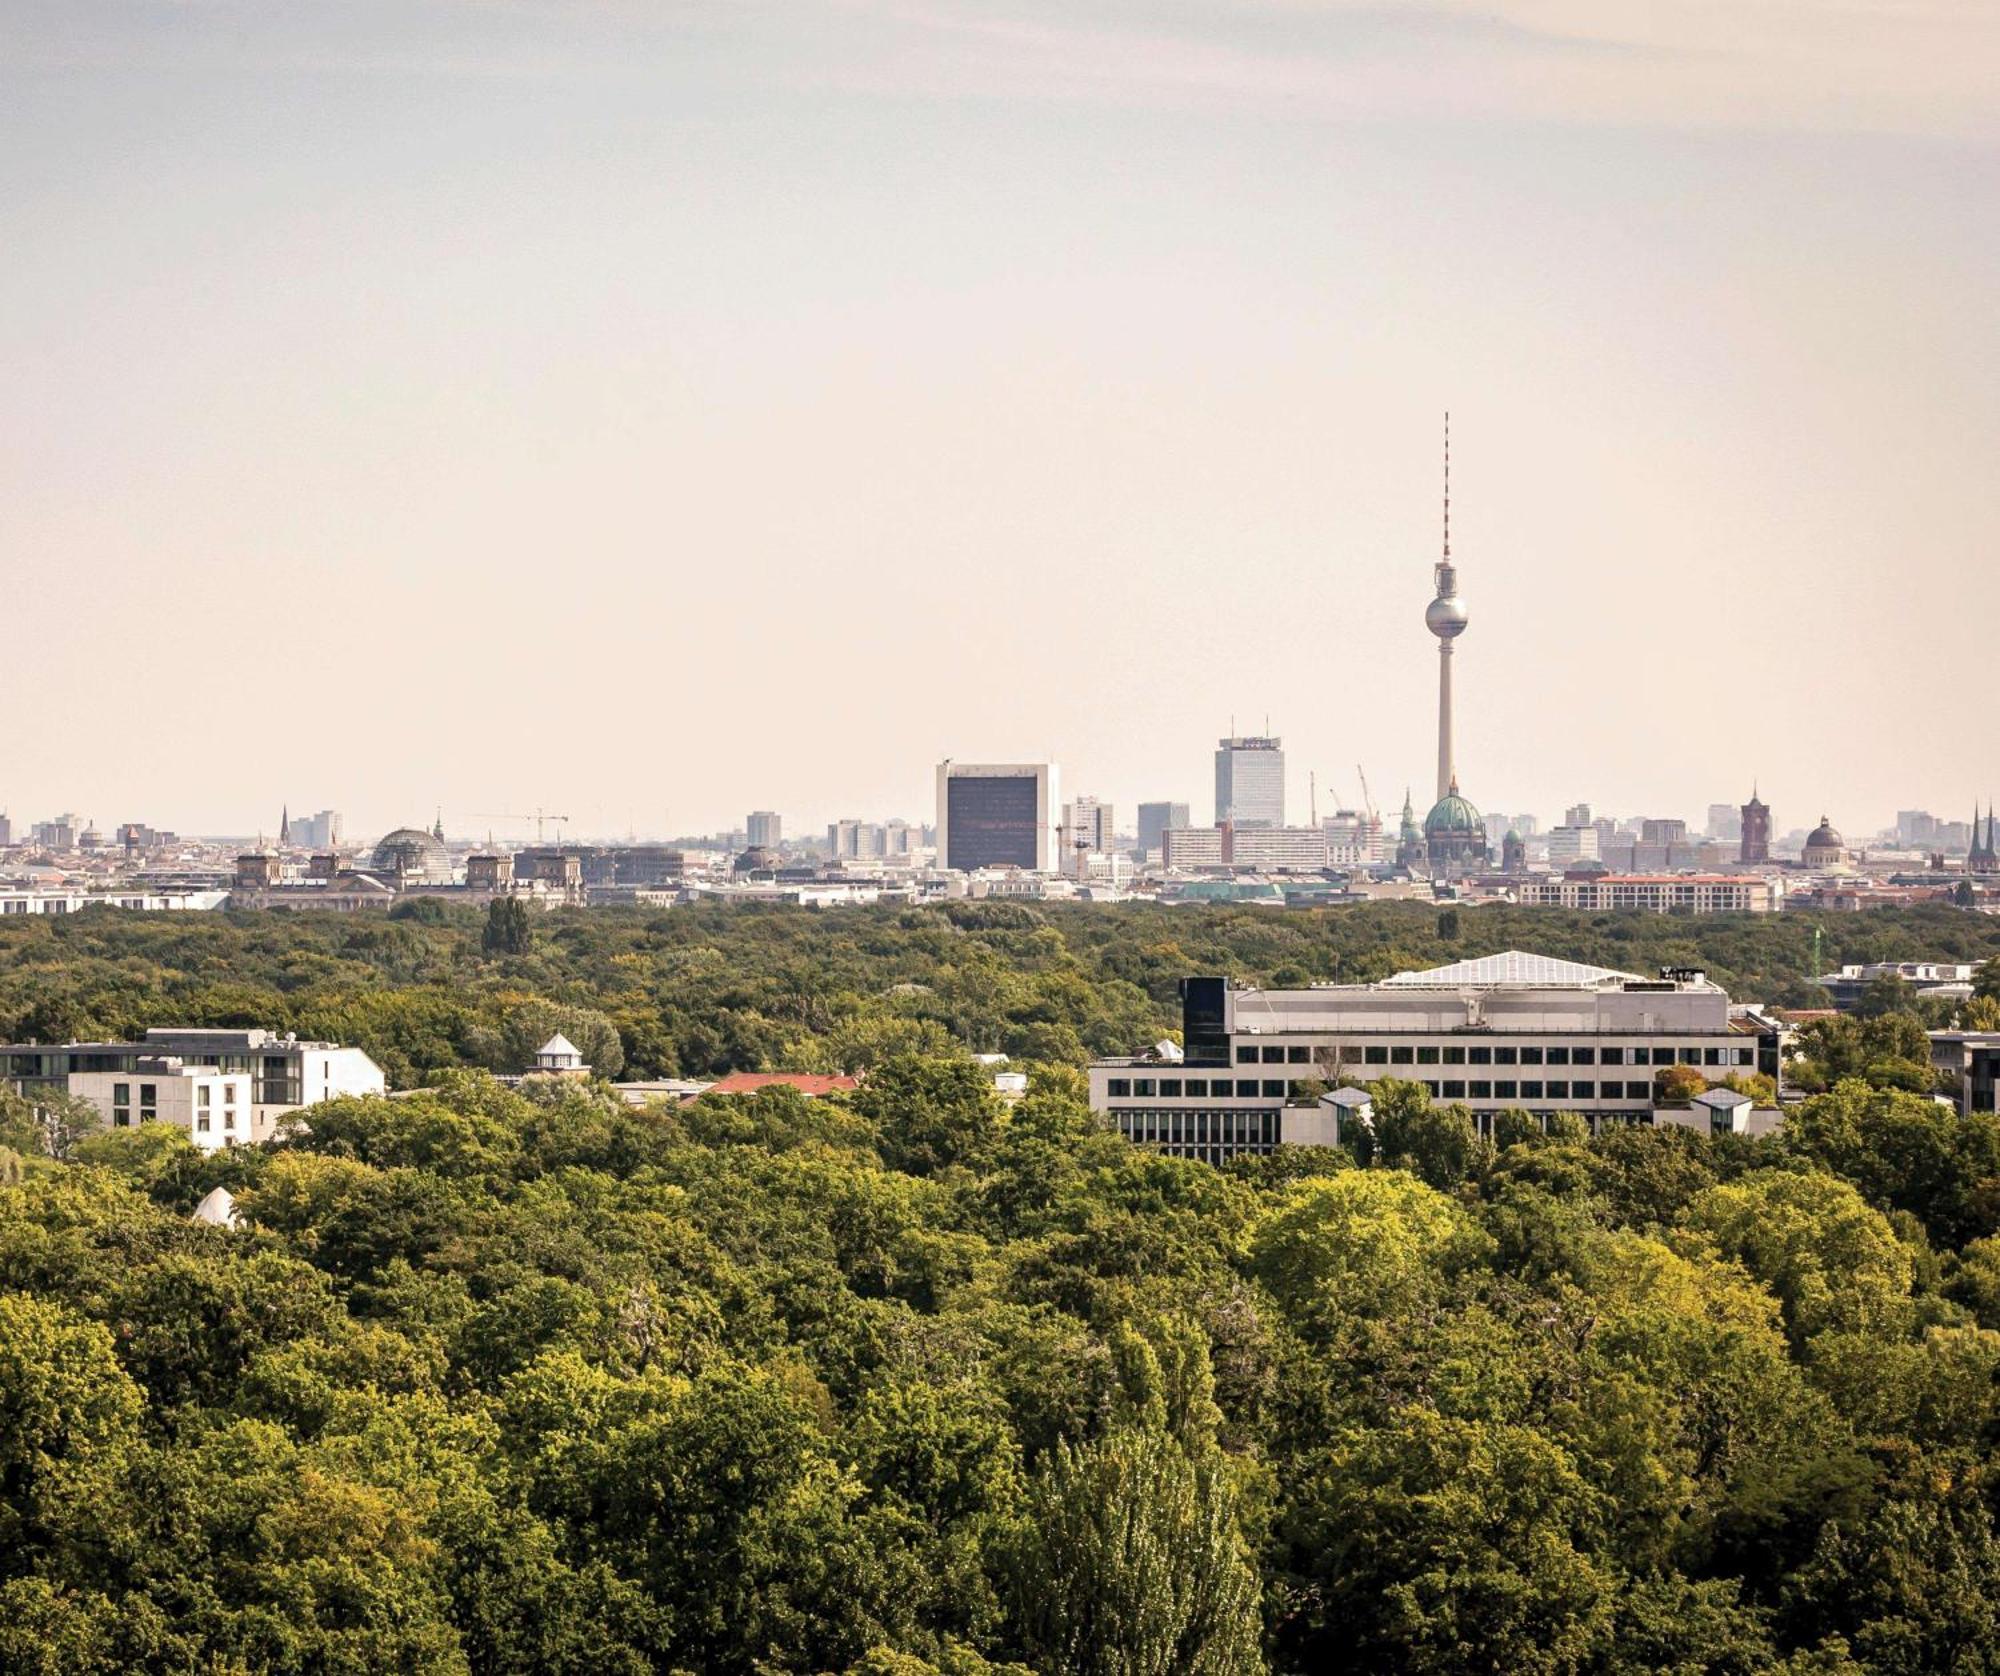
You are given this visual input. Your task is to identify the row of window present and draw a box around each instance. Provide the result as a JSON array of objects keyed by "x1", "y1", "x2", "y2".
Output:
[
  {"x1": 1112, "y1": 1110, "x2": 1280, "y2": 1152},
  {"x1": 1234, "y1": 1042, "x2": 1752, "y2": 1069},
  {"x1": 1106, "y1": 1075, "x2": 1670, "y2": 1105}
]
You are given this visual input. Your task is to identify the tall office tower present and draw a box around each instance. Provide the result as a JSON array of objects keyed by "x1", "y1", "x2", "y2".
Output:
[
  {"x1": 1706, "y1": 803, "x2": 1743, "y2": 841},
  {"x1": 1739, "y1": 789, "x2": 1771, "y2": 864},
  {"x1": 827, "y1": 819, "x2": 865, "y2": 858},
  {"x1": 0, "y1": 812, "x2": 12, "y2": 848},
  {"x1": 1137, "y1": 802, "x2": 1191, "y2": 857},
  {"x1": 1214, "y1": 737, "x2": 1285, "y2": 827},
  {"x1": 936, "y1": 762, "x2": 1058, "y2": 872},
  {"x1": 1063, "y1": 797, "x2": 1114, "y2": 853},
  {"x1": 1565, "y1": 803, "x2": 1593, "y2": 828},
  {"x1": 1640, "y1": 819, "x2": 1689, "y2": 846},
  {"x1": 746, "y1": 811, "x2": 782, "y2": 848}
]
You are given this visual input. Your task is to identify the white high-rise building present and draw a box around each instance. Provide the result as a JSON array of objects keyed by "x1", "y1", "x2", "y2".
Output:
[
  {"x1": 747, "y1": 811, "x2": 782, "y2": 848},
  {"x1": 1214, "y1": 737, "x2": 1285, "y2": 828}
]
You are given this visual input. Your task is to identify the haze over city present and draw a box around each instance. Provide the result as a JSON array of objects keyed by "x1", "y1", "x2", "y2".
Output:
[{"x1": 4, "y1": 0, "x2": 1995, "y2": 839}]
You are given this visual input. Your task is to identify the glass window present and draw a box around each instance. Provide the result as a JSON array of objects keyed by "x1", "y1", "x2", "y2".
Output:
[
  {"x1": 1237, "y1": 1080, "x2": 1260, "y2": 1097},
  {"x1": 1494, "y1": 1047, "x2": 1518, "y2": 1066},
  {"x1": 112, "y1": 1083, "x2": 129, "y2": 1106},
  {"x1": 1469, "y1": 1046, "x2": 1492, "y2": 1065},
  {"x1": 1546, "y1": 1080, "x2": 1568, "y2": 1099},
  {"x1": 1262, "y1": 1046, "x2": 1285, "y2": 1064},
  {"x1": 1680, "y1": 1049, "x2": 1701, "y2": 1066},
  {"x1": 1261, "y1": 1080, "x2": 1285, "y2": 1099},
  {"x1": 1340, "y1": 1045, "x2": 1362, "y2": 1064},
  {"x1": 1365, "y1": 1046, "x2": 1389, "y2": 1064},
  {"x1": 1572, "y1": 1080, "x2": 1595, "y2": 1098},
  {"x1": 1704, "y1": 1048, "x2": 1722, "y2": 1066},
  {"x1": 223, "y1": 1111, "x2": 236, "y2": 1130},
  {"x1": 1423, "y1": 1081, "x2": 1440, "y2": 1098},
  {"x1": 197, "y1": 1115, "x2": 211, "y2": 1132},
  {"x1": 1627, "y1": 1047, "x2": 1649, "y2": 1066},
  {"x1": 1236, "y1": 1046, "x2": 1257, "y2": 1064},
  {"x1": 1390, "y1": 1046, "x2": 1414, "y2": 1065},
  {"x1": 115, "y1": 1113, "x2": 130, "y2": 1127},
  {"x1": 1627, "y1": 1080, "x2": 1651, "y2": 1100},
  {"x1": 1134, "y1": 1079, "x2": 1156, "y2": 1097},
  {"x1": 1107, "y1": 1079, "x2": 1131, "y2": 1098},
  {"x1": 1442, "y1": 1080, "x2": 1466, "y2": 1099},
  {"x1": 1183, "y1": 1078, "x2": 1207, "y2": 1097},
  {"x1": 1288, "y1": 1046, "x2": 1310, "y2": 1064},
  {"x1": 1159, "y1": 1079, "x2": 1182, "y2": 1097},
  {"x1": 1495, "y1": 1080, "x2": 1519, "y2": 1099},
  {"x1": 224, "y1": 1083, "x2": 237, "y2": 1104},
  {"x1": 1470, "y1": 1079, "x2": 1492, "y2": 1098},
  {"x1": 198, "y1": 1085, "x2": 211, "y2": 1107},
  {"x1": 1546, "y1": 1047, "x2": 1570, "y2": 1066},
  {"x1": 1443, "y1": 1046, "x2": 1466, "y2": 1065},
  {"x1": 1417, "y1": 1046, "x2": 1440, "y2": 1065},
  {"x1": 1519, "y1": 1047, "x2": 1544, "y2": 1066},
  {"x1": 1573, "y1": 1047, "x2": 1596, "y2": 1065},
  {"x1": 1521, "y1": 1080, "x2": 1544, "y2": 1100},
  {"x1": 1601, "y1": 1047, "x2": 1624, "y2": 1065}
]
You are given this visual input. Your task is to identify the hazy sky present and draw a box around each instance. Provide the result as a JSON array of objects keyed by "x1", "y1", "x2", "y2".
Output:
[{"x1": 4, "y1": 0, "x2": 1995, "y2": 844}]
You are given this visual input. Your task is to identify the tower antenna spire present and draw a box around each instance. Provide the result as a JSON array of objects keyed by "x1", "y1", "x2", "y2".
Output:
[{"x1": 1442, "y1": 409, "x2": 1450, "y2": 561}]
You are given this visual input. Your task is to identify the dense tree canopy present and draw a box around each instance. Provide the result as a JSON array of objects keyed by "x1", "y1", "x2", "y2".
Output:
[{"x1": 2, "y1": 901, "x2": 1999, "y2": 1670}]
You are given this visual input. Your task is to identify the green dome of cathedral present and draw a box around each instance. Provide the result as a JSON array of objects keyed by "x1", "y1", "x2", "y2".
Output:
[{"x1": 1423, "y1": 788, "x2": 1484, "y2": 835}]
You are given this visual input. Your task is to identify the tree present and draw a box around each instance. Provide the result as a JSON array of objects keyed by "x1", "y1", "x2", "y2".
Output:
[
  {"x1": 1655, "y1": 1063, "x2": 1708, "y2": 1104},
  {"x1": 853, "y1": 1055, "x2": 1001, "y2": 1178},
  {"x1": 995, "y1": 1426, "x2": 1263, "y2": 1676},
  {"x1": 483, "y1": 897, "x2": 534, "y2": 956}
]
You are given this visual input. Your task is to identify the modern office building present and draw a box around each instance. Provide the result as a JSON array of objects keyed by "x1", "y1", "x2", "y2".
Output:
[
  {"x1": 1931, "y1": 1032, "x2": 2000, "y2": 1116},
  {"x1": 1214, "y1": 737, "x2": 1285, "y2": 828},
  {"x1": 1089, "y1": 953, "x2": 1776, "y2": 1161},
  {"x1": 1707, "y1": 804, "x2": 1743, "y2": 842},
  {"x1": 1740, "y1": 790, "x2": 1771, "y2": 864},
  {"x1": 747, "y1": 811, "x2": 782, "y2": 849},
  {"x1": 1137, "y1": 802, "x2": 1191, "y2": 857},
  {"x1": 936, "y1": 762, "x2": 1057, "y2": 872},
  {"x1": 67, "y1": 1060, "x2": 260, "y2": 1150},
  {"x1": 291, "y1": 810, "x2": 342, "y2": 850},
  {"x1": 1564, "y1": 803, "x2": 1593, "y2": 828}
]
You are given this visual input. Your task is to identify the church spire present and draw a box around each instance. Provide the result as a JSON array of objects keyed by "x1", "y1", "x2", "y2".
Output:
[{"x1": 279, "y1": 805, "x2": 290, "y2": 845}]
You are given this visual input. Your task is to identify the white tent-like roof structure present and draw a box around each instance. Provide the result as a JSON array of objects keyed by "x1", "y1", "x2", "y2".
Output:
[{"x1": 1380, "y1": 951, "x2": 1648, "y2": 989}]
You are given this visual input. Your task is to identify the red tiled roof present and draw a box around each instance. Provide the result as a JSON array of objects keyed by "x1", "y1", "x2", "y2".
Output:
[{"x1": 706, "y1": 1072, "x2": 859, "y2": 1097}]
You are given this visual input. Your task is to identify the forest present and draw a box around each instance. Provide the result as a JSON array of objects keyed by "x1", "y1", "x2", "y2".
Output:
[{"x1": 4, "y1": 901, "x2": 2000, "y2": 1672}]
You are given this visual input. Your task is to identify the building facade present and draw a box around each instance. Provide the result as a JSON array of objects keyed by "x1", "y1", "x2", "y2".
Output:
[
  {"x1": 1137, "y1": 802, "x2": 1191, "y2": 857},
  {"x1": 1214, "y1": 737, "x2": 1285, "y2": 828},
  {"x1": 936, "y1": 762, "x2": 1057, "y2": 872},
  {"x1": 746, "y1": 811, "x2": 783, "y2": 849},
  {"x1": 1740, "y1": 792, "x2": 1771, "y2": 864},
  {"x1": 1517, "y1": 875, "x2": 1773, "y2": 913},
  {"x1": 1089, "y1": 954, "x2": 1776, "y2": 1162}
]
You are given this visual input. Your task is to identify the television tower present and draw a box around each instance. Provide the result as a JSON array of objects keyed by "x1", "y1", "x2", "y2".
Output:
[{"x1": 1424, "y1": 412, "x2": 1470, "y2": 803}]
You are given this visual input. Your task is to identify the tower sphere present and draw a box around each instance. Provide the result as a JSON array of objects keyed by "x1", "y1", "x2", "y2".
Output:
[{"x1": 1425, "y1": 593, "x2": 1469, "y2": 638}]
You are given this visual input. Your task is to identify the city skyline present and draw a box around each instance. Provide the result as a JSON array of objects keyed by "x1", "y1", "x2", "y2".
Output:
[{"x1": 4, "y1": 1, "x2": 1994, "y2": 839}]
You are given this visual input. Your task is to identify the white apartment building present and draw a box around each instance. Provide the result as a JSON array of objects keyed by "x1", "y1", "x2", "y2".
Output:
[
  {"x1": 1089, "y1": 953, "x2": 1779, "y2": 1163},
  {"x1": 5, "y1": 1028, "x2": 385, "y2": 1142},
  {"x1": 1517, "y1": 875, "x2": 1773, "y2": 913},
  {"x1": 68, "y1": 1060, "x2": 260, "y2": 1150},
  {"x1": 1162, "y1": 825, "x2": 1330, "y2": 872}
]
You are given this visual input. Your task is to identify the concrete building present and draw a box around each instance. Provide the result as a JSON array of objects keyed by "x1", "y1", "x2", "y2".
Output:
[
  {"x1": 1819, "y1": 962, "x2": 1978, "y2": 1010},
  {"x1": 1322, "y1": 810, "x2": 1384, "y2": 867},
  {"x1": 1931, "y1": 1033, "x2": 2000, "y2": 1115},
  {"x1": 1063, "y1": 797, "x2": 1115, "y2": 859},
  {"x1": 1214, "y1": 737, "x2": 1285, "y2": 828},
  {"x1": 291, "y1": 810, "x2": 342, "y2": 850},
  {"x1": 1517, "y1": 875, "x2": 1774, "y2": 913},
  {"x1": 1090, "y1": 953, "x2": 1776, "y2": 1162},
  {"x1": 746, "y1": 811, "x2": 782, "y2": 849},
  {"x1": 67, "y1": 1059, "x2": 260, "y2": 1150},
  {"x1": 936, "y1": 762, "x2": 1057, "y2": 872},
  {"x1": 1137, "y1": 802, "x2": 1191, "y2": 857}
]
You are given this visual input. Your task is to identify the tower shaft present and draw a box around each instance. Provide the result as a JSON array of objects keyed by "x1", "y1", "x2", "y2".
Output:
[{"x1": 1436, "y1": 642, "x2": 1454, "y2": 804}]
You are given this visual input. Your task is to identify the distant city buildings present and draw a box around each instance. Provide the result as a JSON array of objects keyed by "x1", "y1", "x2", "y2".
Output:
[
  {"x1": 746, "y1": 810, "x2": 782, "y2": 848},
  {"x1": 1739, "y1": 791, "x2": 1771, "y2": 864},
  {"x1": 1136, "y1": 802, "x2": 1190, "y2": 857}
]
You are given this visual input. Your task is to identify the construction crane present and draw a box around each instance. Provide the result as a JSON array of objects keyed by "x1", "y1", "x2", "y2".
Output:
[
  {"x1": 468, "y1": 809, "x2": 572, "y2": 845},
  {"x1": 1354, "y1": 765, "x2": 1379, "y2": 823}
]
